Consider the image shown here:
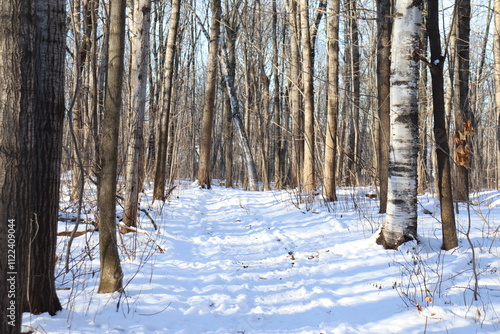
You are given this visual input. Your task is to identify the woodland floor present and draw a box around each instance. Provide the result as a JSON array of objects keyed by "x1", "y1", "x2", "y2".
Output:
[{"x1": 23, "y1": 179, "x2": 500, "y2": 333}]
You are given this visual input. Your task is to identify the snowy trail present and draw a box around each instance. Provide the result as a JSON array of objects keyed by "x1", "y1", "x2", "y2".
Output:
[
  {"x1": 122, "y1": 187, "x2": 409, "y2": 333},
  {"x1": 23, "y1": 184, "x2": 500, "y2": 333}
]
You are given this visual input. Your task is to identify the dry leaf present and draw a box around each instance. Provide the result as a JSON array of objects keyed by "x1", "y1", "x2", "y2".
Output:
[
  {"x1": 416, "y1": 303, "x2": 423, "y2": 312},
  {"x1": 425, "y1": 295, "x2": 433, "y2": 303}
]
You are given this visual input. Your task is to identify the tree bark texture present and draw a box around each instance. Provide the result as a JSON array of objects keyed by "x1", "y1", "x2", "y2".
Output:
[
  {"x1": 286, "y1": 0, "x2": 304, "y2": 188},
  {"x1": 427, "y1": 0, "x2": 458, "y2": 250},
  {"x1": 300, "y1": 0, "x2": 316, "y2": 192},
  {"x1": 454, "y1": 0, "x2": 472, "y2": 201},
  {"x1": 27, "y1": 0, "x2": 65, "y2": 314},
  {"x1": 495, "y1": 0, "x2": 500, "y2": 189},
  {"x1": 377, "y1": 0, "x2": 421, "y2": 249},
  {"x1": 154, "y1": 0, "x2": 181, "y2": 200},
  {"x1": 98, "y1": 0, "x2": 125, "y2": 293},
  {"x1": 323, "y1": 0, "x2": 340, "y2": 201},
  {"x1": 197, "y1": 0, "x2": 221, "y2": 189},
  {"x1": 123, "y1": 0, "x2": 152, "y2": 226},
  {"x1": 376, "y1": 0, "x2": 391, "y2": 213},
  {"x1": 220, "y1": 24, "x2": 259, "y2": 191},
  {"x1": 0, "y1": 0, "x2": 34, "y2": 330}
]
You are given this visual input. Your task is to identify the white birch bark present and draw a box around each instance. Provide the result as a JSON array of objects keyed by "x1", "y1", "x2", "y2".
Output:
[{"x1": 377, "y1": 0, "x2": 421, "y2": 249}]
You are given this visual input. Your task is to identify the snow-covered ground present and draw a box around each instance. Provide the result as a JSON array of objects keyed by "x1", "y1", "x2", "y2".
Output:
[{"x1": 23, "y1": 181, "x2": 500, "y2": 333}]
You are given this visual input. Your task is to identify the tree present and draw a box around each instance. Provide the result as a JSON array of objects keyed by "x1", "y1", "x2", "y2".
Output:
[
  {"x1": 427, "y1": 0, "x2": 458, "y2": 250},
  {"x1": 153, "y1": 0, "x2": 181, "y2": 200},
  {"x1": 27, "y1": 0, "x2": 65, "y2": 313},
  {"x1": 197, "y1": 0, "x2": 221, "y2": 189},
  {"x1": 376, "y1": 0, "x2": 391, "y2": 212},
  {"x1": 377, "y1": 0, "x2": 421, "y2": 249},
  {"x1": 454, "y1": 0, "x2": 472, "y2": 202},
  {"x1": 220, "y1": 19, "x2": 259, "y2": 191},
  {"x1": 0, "y1": 0, "x2": 34, "y2": 331},
  {"x1": 285, "y1": 0, "x2": 304, "y2": 188},
  {"x1": 1, "y1": 0, "x2": 66, "y2": 328},
  {"x1": 495, "y1": 0, "x2": 500, "y2": 189},
  {"x1": 123, "y1": 0, "x2": 152, "y2": 227},
  {"x1": 98, "y1": 0, "x2": 126, "y2": 293},
  {"x1": 323, "y1": 0, "x2": 340, "y2": 201},
  {"x1": 300, "y1": 0, "x2": 316, "y2": 192}
]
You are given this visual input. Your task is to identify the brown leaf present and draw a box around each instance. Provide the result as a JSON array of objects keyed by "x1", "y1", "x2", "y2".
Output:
[
  {"x1": 425, "y1": 295, "x2": 433, "y2": 303},
  {"x1": 416, "y1": 303, "x2": 423, "y2": 312}
]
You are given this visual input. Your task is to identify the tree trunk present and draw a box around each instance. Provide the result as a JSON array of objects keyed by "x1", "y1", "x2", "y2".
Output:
[
  {"x1": 376, "y1": 0, "x2": 391, "y2": 212},
  {"x1": 220, "y1": 23, "x2": 259, "y2": 191},
  {"x1": 123, "y1": 0, "x2": 151, "y2": 227},
  {"x1": 0, "y1": 0, "x2": 34, "y2": 330},
  {"x1": 272, "y1": 0, "x2": 284, "y2": 189},
  {"x1": 377, "y1": 0, "x2": 421, "y2": 249},
  {"x1": 300, "y1": 0, "x2": 316, "y2": 192},
  {"x1": 345, "y1": 0, "x2": 360, "y2": 187},
  {"x1": 154, "y1": 0, "x2": 181, "y2": 200},
  {"x1": 197, "y1": 0, "x2": 221, "y2": 189},
  {"x1": 286, "y1": 0, "x2": 303, "y2": 188},
  {"x1": 27, "y1": 0, "x2": 65, "y2": 314},
  {"x1": 323, "y1": 0, "x2": 340, "y2": 201},
  {"x1": 427, "y1": 0, "x2": 458, "y2": 250},
  {"x1": 495, "y1": 0, "x2": 500, "y2": 189},
  {"x1": 223, "y1": 3, "x2": 238, "y2": 188},
  {"x1": 454, "y1": 0, "x2": 472, "y2": 201},
  {"x1": 98, "y1": 0, "x2": 125, "y2": 293}
]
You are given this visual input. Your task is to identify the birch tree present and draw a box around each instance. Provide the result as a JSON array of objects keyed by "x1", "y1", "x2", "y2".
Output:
[{"x1": 377, "y1": 0, "x2": 421, "y2": 249}]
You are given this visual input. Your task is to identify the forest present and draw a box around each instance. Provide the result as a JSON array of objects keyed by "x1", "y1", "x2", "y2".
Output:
[{"x1": 1, "y1": 0, "x2": 500, "y2": 332}]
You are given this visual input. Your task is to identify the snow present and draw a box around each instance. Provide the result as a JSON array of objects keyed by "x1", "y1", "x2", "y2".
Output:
[{"x1": 23, "y1": 182, "x2": 500, "y2": 333}]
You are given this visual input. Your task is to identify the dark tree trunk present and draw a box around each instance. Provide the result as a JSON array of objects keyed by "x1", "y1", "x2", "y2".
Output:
[
  {"x1": 0, "y1": 0, "x2": 34, "y2": 330},
  {"x1": 376, "y1": 0, "x2": 391, "y2": 213},
  {"x1": 454, "y1": 0, "x2": 472, "y2": 201},
  {"x1": 27, "y1": 0, "x2": 65, "y2": 313},
  {"x1": 427, "y1": 0, "x2": 458, "y2": 250}
]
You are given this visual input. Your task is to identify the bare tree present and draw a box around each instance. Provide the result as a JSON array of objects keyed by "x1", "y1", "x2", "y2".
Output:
[
  {"x1": 27, "y1": 0, "x2": 66, "y2": 314},
  {"x1": 98, "y1": 0, "x2": 126, "y2": 293},
  {"x1": 377, "y1": 0, "x2": 421, "y2": 249},
  {"x1": 220, "y1": 18, "x2": 259, "y2": 191},
  {"x1": 198, "y1": 0, "x2": 221, "y2": 189},
  {"x1": 495, "y1": 0, "x2": 500, "y2": 189},
  {"x1": 454, "y1": 0, "x2": 472, "y2": 201},
  {"x1": 123, "y1": 0, "x2": 152, "y2": 227},
  {"x1": 154, "y1": 0, "x2": 182, "y2": 200},
  {"x1": 300, "y1": 0, "x2": 316, "y2": 192},
  {"x1": 0, "y1": 0, "x2": 34, "y2": 331},
  {"x1": 376, "y1": 0, "x2": 391, "y2": 212},
  {"x1": 427, "y1": 0, "x2": 458, "y2": 250},
  {"x1": 323, "y1": 0, "x2": 340, "y2": 201}
]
